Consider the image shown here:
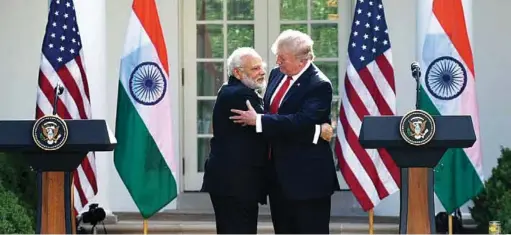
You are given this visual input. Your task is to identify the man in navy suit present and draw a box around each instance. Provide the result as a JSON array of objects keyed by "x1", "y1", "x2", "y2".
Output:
[
  {"x1": 201, "y1": 47, "x2": 334, "y2": 234},
  {"x1": 230, "y1": 30, "x2": 340, "y2": 234}
]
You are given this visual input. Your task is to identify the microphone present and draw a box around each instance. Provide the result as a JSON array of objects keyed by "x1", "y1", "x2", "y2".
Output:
[
  {"x1": 411, "y1": 61, "x2": 421, "y2": 80},
  {"x1": 52, "y1": 83, "x2": 64, "y2": 115},
  {"x1": 410, "y1": 62, "x2": 421, "y2": 110}
]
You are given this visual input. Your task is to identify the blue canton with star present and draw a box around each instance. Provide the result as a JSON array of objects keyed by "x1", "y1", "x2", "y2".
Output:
[
  {"x1": 42, "y1": 0, "x2": 83, "y2": 71},
  {"x1": 348, "y1": 0, "x2": 391, "y2": 71}
]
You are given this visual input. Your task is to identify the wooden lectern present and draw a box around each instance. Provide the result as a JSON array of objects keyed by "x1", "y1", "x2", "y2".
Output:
[
  {"x1": 358, "y1": 115, "x2": 476, "y2": 234},
  {"x1": 0, "y1": 119, "x2": 116, "y2": 234}
]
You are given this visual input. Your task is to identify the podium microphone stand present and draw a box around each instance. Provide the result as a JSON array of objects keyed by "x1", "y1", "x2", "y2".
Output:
[
  {"x1": 358, "y1": 62, "x2": 476, "y2": 234},
  {"x1": 0, "y1": 85, "x2": 116, "y2": 234}
]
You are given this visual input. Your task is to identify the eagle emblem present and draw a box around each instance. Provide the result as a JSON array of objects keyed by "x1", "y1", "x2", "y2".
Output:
[
  {"x1": 407, "y1": 118, "x2": 429, "y2": 140},
  {"x1": 399, "y1": 109, "x2": 436, "y2": 146},
  {"x1": 40, "y1": 122, "x2": 62, "y2": 145},
  {"x1": 32, "y1": 115, "x2": 68, "y2": 151}
]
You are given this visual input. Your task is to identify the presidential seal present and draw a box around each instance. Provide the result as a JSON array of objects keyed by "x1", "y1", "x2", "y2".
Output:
[
  {"x1": 32, "y1": 115, "x2": 69, "y2": 151},
  {"x1": 399, "y1": 109, "x2": 436, "y2": 146}
]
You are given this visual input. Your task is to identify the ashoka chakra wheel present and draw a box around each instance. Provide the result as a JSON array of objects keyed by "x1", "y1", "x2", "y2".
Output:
[
  {"x1": 425, "y1": 56, "x2": 467, "y2": 100},
  {"x1": 129, "y1": 62, "x2": 167, "y2": 105}
]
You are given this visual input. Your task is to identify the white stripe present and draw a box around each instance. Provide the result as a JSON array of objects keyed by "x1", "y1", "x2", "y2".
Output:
[
  {"x1": 336, "y1": 115, "x2": 380, "y2": 206},
  {"x1": 346, "y1": 60, "x2": 380, "y2": 116},
  {"x1": 367, "y1": 51, "x2": 396, "y2": 114},
  {"x1": 384, "y1": 50, "x2": 393, "y2": 67},
  {"x1": 122, "y1": 12, "x2": 154, "y2": 59},
  {"x1": 119, "y1": 11, "x2": 177, "y2": 174},
  {"x1": 460, "y1": 72, "x2": 483, "y2": 181},
  {"x1": 87, "y1": 152, "x2": 97, "y2": 176},
  {"x1": 77, "y1": 166, "x2": 95, "y2": 197},
  {"x1": 65, "y1": 55, "x2": 92, "y2": 118},
  {"x1": 341, "y1": 89, "x2": 399, "y2": 195},
  {"x1": 36, "y1": 87, "x2": 54, "y2": 114},
  {"x1": 74, "y1": 188, "x2": 82, "y2": 213}
]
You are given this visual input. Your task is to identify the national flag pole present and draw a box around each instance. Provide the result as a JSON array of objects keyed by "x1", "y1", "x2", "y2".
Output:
[
  {"x1": 448, "y1": 214, "x2": 453, "y2": 234},
  {"x1": 368, "y1": 208, "x2": 374, "y2": 234},
  {"x1": 143, "y1": 219, "x2": 148, "y2": 234}
]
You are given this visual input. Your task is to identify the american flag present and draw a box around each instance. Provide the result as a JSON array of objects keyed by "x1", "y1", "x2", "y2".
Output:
[
  {"x1": 334, "y1": 0, "x2": 400, "y2": 211},
  {"x1": 36, "y1": 0, "x2": 97, "y2": 215}
]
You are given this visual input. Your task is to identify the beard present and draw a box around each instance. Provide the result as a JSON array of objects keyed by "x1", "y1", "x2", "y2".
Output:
[{"x1": 240, "y1": 74, "x2": 266, "y2": 91}]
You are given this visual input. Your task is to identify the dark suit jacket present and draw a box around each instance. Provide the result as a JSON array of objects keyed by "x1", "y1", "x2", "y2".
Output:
[
  {"x1": 201, "y1": 76, "x2": 319, "y2": 203},
  {"x1": 262, "y1": 63, "x2": 341, "y2": 201}
]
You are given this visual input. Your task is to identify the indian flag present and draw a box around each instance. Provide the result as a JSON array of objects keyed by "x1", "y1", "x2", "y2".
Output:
[
  {"x1": 417, "y1": 0, "x2": 483, "y2": 214},
  {"x1": 114, "y1": 0, "x2": 177, "y2": 219}
]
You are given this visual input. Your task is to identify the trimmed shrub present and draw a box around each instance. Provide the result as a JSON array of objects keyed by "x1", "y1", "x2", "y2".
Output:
[{"x1": 470, "y1": 146, "x2": 511, "y2": 233}]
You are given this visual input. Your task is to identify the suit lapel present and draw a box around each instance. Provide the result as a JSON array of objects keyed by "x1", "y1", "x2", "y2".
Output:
[{"x1": 280, "y1": 64, "x2": 314, "y2": 108}]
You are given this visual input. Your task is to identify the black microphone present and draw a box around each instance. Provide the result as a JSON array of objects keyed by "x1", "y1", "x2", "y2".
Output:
[
  {"x1": 52, "y1": 84, "x2": 64, "y2": 115},
  {"x1": 411, "y1": 62, "x2": 421, "y2": 110},
  {"x1": 411, "y1": 61, "x2": 421, "y2": 80}
]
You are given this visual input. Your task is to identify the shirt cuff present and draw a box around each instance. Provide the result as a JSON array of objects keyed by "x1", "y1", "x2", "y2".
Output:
[
  {"x1": 256, "y1": 114, "x2": 262, "y2": 133},
  {"x1": 313, "y1": 124, "x2": 320, "y2": 144}
]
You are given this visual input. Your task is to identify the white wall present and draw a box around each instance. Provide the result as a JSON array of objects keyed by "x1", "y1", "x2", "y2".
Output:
[{"x1": 0, "y1": 0, "x2": 510, "y2": 217}]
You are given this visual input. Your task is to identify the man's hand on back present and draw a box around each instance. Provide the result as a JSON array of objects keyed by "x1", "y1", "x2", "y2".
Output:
[
  {"x1": 230, "y1": 100, "x2": 257, "y2": 126},
  {"x1": 320, "y1": 123, "x2": 333, "y2": 142}
]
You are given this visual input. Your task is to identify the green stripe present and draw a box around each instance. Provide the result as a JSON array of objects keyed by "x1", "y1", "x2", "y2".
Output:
[
  {"x1": 114, "y1": 82, "x2": 177, "y2": 219},
  {"x1": 419, "y1": 86, "x2": 483, "y2": 213}
]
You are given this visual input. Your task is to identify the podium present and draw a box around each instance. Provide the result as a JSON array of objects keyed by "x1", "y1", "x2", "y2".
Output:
[
  {"x1": 359, "y1": 114, "x2": 476, "y2": 234},
  {"x1": 0, "y1": 118, "x2": 116, "y2": 234}
]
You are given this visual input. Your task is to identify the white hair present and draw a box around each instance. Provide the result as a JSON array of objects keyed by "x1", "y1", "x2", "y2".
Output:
[
  {"x1": 271, "y1": 29, "x2": 315, "y2": 60},
  {"x1": 227, "y1": 47, "x2": 261, "y2": 77}
]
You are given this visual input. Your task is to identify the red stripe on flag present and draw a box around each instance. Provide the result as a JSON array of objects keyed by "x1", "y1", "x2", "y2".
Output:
[
  {"x1": 36, "y1": 106, "x2": 45, "y2": 119},
  {"x1": 357, "y1": 67, "x2": 393, "y2": 115},
  {"x1": 56, "y1": 67, "x2": 88, "y2": 119},
  {"x1": 75, "y1": 56, "x2": 90, "y2": 100},
  {"x1": 335, "y1": 140, "x2": 374, "y2": 211},
  {"x1": 38, "y1": 72, "x2": 72, "y2": 119},
  {"x1": 378, "y1": 148, "x2": 400, "y2": 186},
  {"x1": 80, "y1": 157, "x2": 98, "y2": 193},
  {"x1": 73, "y1": 172, "x2": 87, "y2": 206},
  {"x1": 343, "y1": 75, "x2": 400, "y2": 191},
  {"x1": 339, "y1": 81, "x2": 390, "y2": 199},
  {"x1": 375, "y1": 55, "x2": 395, "y2": 93}
]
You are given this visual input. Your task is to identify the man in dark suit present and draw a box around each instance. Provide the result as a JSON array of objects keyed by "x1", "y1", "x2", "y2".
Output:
[
  {"x1": 230, "y1": 30, "x2": 340, "y2": 234},
  {"x1": 201, "y1": 47, "x2": 333, "y2": 234}
]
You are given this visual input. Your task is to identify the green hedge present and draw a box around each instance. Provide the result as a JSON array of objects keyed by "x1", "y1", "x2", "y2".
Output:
[
  {"x1": 0, "y1": 183, "x2": 34, "y2": 233},
  {"x1": 470, "y1": 147, "x2": 511, "y2": 233},
  {"x1": 0, "y1": 153, "x2": 36, "y2": 233}
]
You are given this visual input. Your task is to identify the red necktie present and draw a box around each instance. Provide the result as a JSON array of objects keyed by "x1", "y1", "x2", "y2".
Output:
[
  {"x1": 268, "y1": 76, "x2": 292, "y2": 159},
  {"x1": 269, "y1": 76, "x2": 292, "y2": 114}
]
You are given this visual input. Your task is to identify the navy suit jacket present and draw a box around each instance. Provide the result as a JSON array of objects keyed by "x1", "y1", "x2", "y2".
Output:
[
  {"x1": 262, "y1": 63, "x2": 340, "y2": 200},
  {"x1": 201, "y1": 76, "x2": 319, "y2": 203}
]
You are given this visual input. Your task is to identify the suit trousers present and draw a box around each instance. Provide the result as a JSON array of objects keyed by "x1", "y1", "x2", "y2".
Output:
[
  {"x1": 267, "y1": 164, "x2": 331, "y2": 234},
  {"x1": 209, "y1": 194, "x2": 259, "y2": 234},
  {"x1": 269, "y1": 188, "x2": 331, "y2": 234}
]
